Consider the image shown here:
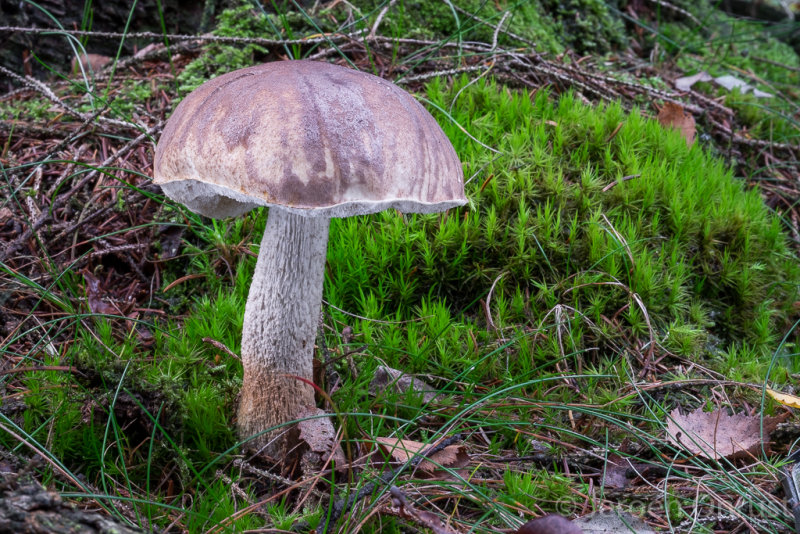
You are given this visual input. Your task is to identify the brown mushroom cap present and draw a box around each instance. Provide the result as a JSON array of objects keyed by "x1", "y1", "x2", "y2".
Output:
[{"x1": 153, "y1": 60, "x2": 465, "y2": 218}]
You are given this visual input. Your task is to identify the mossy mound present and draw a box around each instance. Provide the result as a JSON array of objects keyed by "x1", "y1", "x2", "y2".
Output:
[
  {"x1": 177, "y1": 0, "x2": 628, "y2": 94},
  {"x1": 346, "y1": 0, "x2": 625, "y2": 53},
  {"x1": 325, "y1": 77, "x2": 800, "y2": 376}
]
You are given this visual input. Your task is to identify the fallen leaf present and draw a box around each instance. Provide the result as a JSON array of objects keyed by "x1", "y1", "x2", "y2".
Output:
[
  {"x1": 602, "y1": 453, "x2": 633, "y2": 490},
  {"x1": 82, "y1": 270, "x2": 118, "y2": 315},
  {"x1": 714, "y1": 75, "x2": 773, "y2": 98},
  {"x1": 0, "y1": 459, "x2": 15, "y2": 474},
  {"x1": 375, "y1": 437, "x2": 468, "y2": 473},
  {"x1": 657, "y1": 102, "x2": 696, "y2": 146},
  {"x1": 665, "y1": 406, "x2": 782, "y2": 460},
  {"x1": 516, "y1": 514, "x2": 582, "y2": 534},
  {"x1": 369, "y1": 365, "x2": 439, "y2": 403},
  {"x1": 674, "y1": 71, "x2": 773, "y2": 98},
  {"x1": 767, "y1": 388, "x2": 800, "y2": 409},
  {"x1": 575, "y1": 511, "x2": 656, "y2": 533},
  {"x1": 134, "y1": 43, "x2": 161, "y2": 58},
  {"x1": 604, "y1": 456, "x2": 664, "y2": 491},
  {"x1": 71, "y1": 53, "x2": 112, "y2": 74},
  {"x1": 137, "y1": 327, "x2": 155, "y2": 346},
  {"x1": 674, "y1": 71, "x2": 713, "y2": 91},
  {"x1": 0, "y1": 207, "x2": 12, "y2": 224},
  {"x1": 601, "y1": 440, "x2": 658, "y2": 490}
]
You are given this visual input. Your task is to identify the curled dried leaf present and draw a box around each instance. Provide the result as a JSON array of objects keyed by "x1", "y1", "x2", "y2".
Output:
[
  {"x1": 375, "y1": 437, "x2": 468, "y2": 473},
  {"x1": 602, "y1": 453, "x2": 632, "y2": 490},
  {"x1": 674, "y1": 71, "x2": 713, "y2": 91},
  {"x1": 657, "y1": 102, "x2": 696, "y2": 147},
  {"x1": 389, "y1": 486, "x2": 457, "y2": 534},
  {"x1": 767, "y1": 388, "x2": 800, "y2": 409},
  {"x1": 82, "y1": 270, "x2": 118, "y2": 315}
]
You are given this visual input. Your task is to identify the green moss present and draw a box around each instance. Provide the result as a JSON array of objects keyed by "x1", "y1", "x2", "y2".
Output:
[
  {"x1": 0, "y1": 96, "x2": 55, "y2": 122},
  {"x1": 186, "y1": 480, "x2": 263, "y2": 532},
  {"x1": 176, "y1": 2, "x2": 346, "y2": 96},
  {"x1": 176, "y1": 4, "x2": 275, "y2": 95},
  {"x1": 661, "y1": 17, "x2": 800, "y2": 83},
  {"x1": 324, "y1": 77, "x2": 799, "y2": 377},
  {"x1": 539, "y1": 0, "x2": 625, "y2": 53},
  {"x1": 650, "y1": 9, "x2": 800, "y2": 145},
  {"x1": 78, "y1": 79, "x2": 155, "y2": 117},
  {"x1": 352, "y1": 0, "x2": 623, "y2": 54},
  {"x1": 502, "y1": 468, "x2": 584, "y2": 512}
]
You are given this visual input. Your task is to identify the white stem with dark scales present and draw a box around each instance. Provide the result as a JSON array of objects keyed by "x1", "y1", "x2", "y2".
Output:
[{"x1": 237, "y1": 208, "x2": 330, "y2": 457}]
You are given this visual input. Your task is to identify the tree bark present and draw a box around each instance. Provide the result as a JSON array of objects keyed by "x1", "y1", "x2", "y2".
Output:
[
  {"x1": 0, "y1": 0, "x2": 216, "y2": 83},
  {"x1": 0, "y1": 477, "x2": 149, "y2": 534}
]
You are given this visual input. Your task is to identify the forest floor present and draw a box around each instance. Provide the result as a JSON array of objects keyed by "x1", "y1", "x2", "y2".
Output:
[{"x1": 1, "y1": 1, "x2": 800, "y2": 533}]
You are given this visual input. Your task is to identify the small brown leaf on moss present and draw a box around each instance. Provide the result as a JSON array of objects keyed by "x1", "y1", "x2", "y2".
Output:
[{"x1": 657, "y1": 102, "x2": 696, "y2": 146}]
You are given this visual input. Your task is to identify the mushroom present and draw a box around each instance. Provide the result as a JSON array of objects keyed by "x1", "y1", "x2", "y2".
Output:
[{"x1": 153, "y1": 60, "x2": 465, "y2": 459}]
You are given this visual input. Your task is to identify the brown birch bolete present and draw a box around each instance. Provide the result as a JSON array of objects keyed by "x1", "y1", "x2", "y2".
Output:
[{"x1": 153, "y1": 60, "x2": 465, "y2": 460}]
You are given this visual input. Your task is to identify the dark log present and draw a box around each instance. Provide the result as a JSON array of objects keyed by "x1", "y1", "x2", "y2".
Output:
[
  {"x1": 0, "y1": 0, "x2": 209, "y2": 83},
  {"x1": 0, "y1": 476, "x2": 149, "y2": 534},
  {"x1": 720, "y1": 0, "x2": 790, "y2": 22}
]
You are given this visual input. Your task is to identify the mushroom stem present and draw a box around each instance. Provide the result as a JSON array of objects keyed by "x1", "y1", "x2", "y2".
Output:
[{"x1": 238, "y1": 208, "x2": 330, "y2": 456}]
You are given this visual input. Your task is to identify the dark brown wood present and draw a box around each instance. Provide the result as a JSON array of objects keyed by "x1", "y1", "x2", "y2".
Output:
[
  {"x1": 0, "y1": 0, "x2": 207, "y2": 82},
  {"x1": 0, "y1": 477, "x2": 149, "y2": 534}
]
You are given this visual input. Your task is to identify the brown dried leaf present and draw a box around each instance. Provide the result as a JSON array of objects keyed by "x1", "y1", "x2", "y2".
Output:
[
  {"x1": 416, "y1": 510, "x2": 453, "y2": 534},
  {"x1": 82, "y1": 270, "x2": 118, "y2": 315},
  {"x1": 0, "y1": 207, "x2": 12, "y2": 224},
  {"x1": 602, "y1": 453, "x2": 632, "y2": 490},
  {"x1": 375, "y1": 437, "x2": 468, "y2": 473},
  {"x1": 665, "y1": 406, "x2": 782, "y2": 460},
  {"x1": 657, "y1": 101, "x2": 696, "y2": 146},
  {"x1": 71, "y1": 53, "x2": 112, "y2": 75},
  {"x1": 674, "y1": 71, "x2": 712, "y2": 91},
  {"x1": 134, "y1": 43, "x2": 162, "y2": 58},
  {"x1": 602, "y1": 445, "x2": 655, "y2": 490}
]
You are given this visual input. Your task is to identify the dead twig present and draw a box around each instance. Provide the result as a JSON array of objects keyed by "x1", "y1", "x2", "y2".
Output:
[
  {"x1": 0, "y1": 64, "x2": 143, "y2": 132},
  {"x1": 0, "y1": 122, "x2": 162, "y2": 263}
]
